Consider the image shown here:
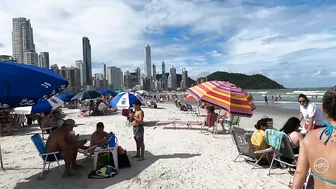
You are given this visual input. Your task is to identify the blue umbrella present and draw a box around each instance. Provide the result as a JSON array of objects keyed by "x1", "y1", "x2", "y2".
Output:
[
  {"x1": 13, "y1": 96, "x2": 64, "y2": 114},
  {"x1": 109, "y1": 92, "x2": 142, "y2": 109},
  {"x1": 0, "y1": 62, "x2": 68, "y2": 109},
  {"x1": 97, "y1": 89, "x2": 118, "y2": 96},
  {"x1": 57, "y1": 93, "x2": 75, "y2": 102},
  {"x1": 71, "y1": 90, "x2": 102, "y2": 101}
]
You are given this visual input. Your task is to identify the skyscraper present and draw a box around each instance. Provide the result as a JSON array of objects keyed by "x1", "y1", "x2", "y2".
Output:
[
  {"x1": 168, "y1": 66, "x2": 177, "y2": 90},
  {"x1": 106, "y1": 66, "x2": 122, "y2": 90},
  {"x1": 102, "y1": 63, "x2": 107, "y2": 79},
  {"x1": 144, "y1": 43, "x2": 151, "y2": 90},
  {"x1": 152, "y1": 64, "x2": 156, "y2": 80},
  {"x1": 76, "y1": 60, "x2": 86, "y2": 86},
  {"x1": 38, "y1": 52, "x2": 50, "y2": 68},
  {"x1": 12, "y1": 17, "x2": 37, "y2": 65},
  {"x1": 82, "y1": 37, "x2": 92, "y2": 85},
  {"x1": 181, "y1": 68, "x2": 188, "y2": 90},
  {"x1": 136, "y1": 67, "x2": 141, "y2": 85},
  {"x1": 161, "y1": 61, "x2": 166, "y2": 89}
]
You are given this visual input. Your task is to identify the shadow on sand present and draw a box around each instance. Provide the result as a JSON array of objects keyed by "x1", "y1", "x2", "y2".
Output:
[
  {"x1": 143, "y1": 121, "x2": 158, "y2": 127},
  {"x1": 14, "y1": 151, "x2": 201, "y2": 189}
]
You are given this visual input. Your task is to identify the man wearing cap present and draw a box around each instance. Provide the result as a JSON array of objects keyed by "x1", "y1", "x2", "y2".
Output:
[{"x1": 45, "y1": 119, "x2": 87, "y2": 176}]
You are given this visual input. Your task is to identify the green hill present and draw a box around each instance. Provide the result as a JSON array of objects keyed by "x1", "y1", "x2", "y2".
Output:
[{"x1": 199, "y1": 71, "x2": 285, "y2": 89}]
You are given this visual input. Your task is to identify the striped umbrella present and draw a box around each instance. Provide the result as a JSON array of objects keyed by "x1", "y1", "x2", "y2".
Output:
[
  {"x1": 187, "y1": 81, "x2": 255, "y2": 117},
  {"x1": 184, "y1": 94, "x2": 195, "y2": 101}
]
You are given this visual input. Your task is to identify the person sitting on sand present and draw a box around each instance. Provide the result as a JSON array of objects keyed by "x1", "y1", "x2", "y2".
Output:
[
  {"x1": 90, "y1": 122, "x2": 109, "y2": 148},
  {"x1": 298, "y1": 93, "x2": 324, "y2": 133},
  {"x1": 279, "y1": 117, "x2": 303, "y2": 154},
  {"x1": 218, "y1": 110, "x2": 232, "y2": 132},
  {"x1": 45, "y1": 119, "x2": 87, "y2": 176},
  {"x1": 204, "y1": 106, "x2": 218, "y2": 127},
  {"x1": 130, "y1": 99, "x2": 145, "y2": 161},
  {"x1": 251, "y1": 118, "x2": 271, "y2": 162},
  {"x1": 292, "y1": 87, "x2": 336, "y2": 188}
]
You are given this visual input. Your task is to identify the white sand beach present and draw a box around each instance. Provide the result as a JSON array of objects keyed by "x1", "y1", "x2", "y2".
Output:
[{"x1": 0, "y1": 103, "x2": 297, "y2": 189}]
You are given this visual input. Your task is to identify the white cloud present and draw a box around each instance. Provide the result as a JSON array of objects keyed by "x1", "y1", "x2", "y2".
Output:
[{"x1": 0, "y1": 0, "x2": 336, "y2": 88}]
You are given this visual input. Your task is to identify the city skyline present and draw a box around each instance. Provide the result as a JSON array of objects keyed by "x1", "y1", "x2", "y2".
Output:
[{"x1": 1, "y1": 1, "x2": 336, "y2": 88}]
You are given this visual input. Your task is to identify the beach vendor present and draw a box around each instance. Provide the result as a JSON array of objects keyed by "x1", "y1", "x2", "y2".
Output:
[{"x1": 298, "y1": 94, "x2": 324, "y2": 133}]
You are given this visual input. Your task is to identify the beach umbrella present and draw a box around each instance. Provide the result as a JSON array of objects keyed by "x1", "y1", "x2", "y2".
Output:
[
  {"x1": 57, "y1": 93, "x2": 75, "y2": 102},
  {"x1": 109, "y1": 92, "x2": 143, "y2": 109},
  {"x1": 0, "y1": 62, "x2": 68, "y2": 109},
  {"x1": 184, "y1": 94, "x2": 195, "y2": 101},
  {"x1": 187, "y1": 81, "x2": 255, "y2": 117},
  {"x1": 12, "y1": 96, "x2": 64, "y2": 114},
  {"x1": 97, "y1": 89, "x2": 118, "y2": 97},
  {"x1": 0, "y1": 62, "x2": 68, "y2": 170},
  {"x1": 71, "y1": 90, "x2": 101, "y2": 101}
]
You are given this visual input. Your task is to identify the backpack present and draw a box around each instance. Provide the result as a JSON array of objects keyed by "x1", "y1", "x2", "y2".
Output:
[
  {"x1": 118, "y1": 146, "x2": 131, "y2": 169},
  {"x1": 88, "y1": 165, "x2": 117, "y2": 179}
]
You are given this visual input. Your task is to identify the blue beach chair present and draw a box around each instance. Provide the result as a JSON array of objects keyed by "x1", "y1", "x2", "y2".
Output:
[{"x1": 31, "y1": 134, "x2": 63, "y2": 179}]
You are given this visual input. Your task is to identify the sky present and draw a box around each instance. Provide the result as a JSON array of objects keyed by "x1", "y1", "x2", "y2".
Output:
[{"x1": 1, "y1": 0, "x2": 336, "y2": 88}]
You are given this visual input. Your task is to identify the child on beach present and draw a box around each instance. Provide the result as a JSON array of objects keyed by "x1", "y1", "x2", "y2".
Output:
[
  {"x1": 130, "y1": 100, "x2": 145, "y2": 161},
  {"x1": 251, "y1": 118, "x2": 271, "y2": 163}
]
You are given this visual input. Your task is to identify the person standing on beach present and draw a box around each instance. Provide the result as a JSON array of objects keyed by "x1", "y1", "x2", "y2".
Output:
[
  {"x1": 298, "y1": 94, "x2": 324, "y2": 133},
  {"x1": 130, "y1": 99, "x2": 145, "y2": 161},
  {"x1": 264, "y1": 95, "x2": 268, "y2": 104}
]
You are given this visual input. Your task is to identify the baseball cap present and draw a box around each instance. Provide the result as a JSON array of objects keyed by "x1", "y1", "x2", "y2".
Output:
[{"x1": 63, "y1": 119, "x2": 76, "y2": 127}]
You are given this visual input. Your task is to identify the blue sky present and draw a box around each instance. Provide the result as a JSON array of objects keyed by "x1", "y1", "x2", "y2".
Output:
[{"x1": 1, "y1": 0, "x2": 336, "y2": 88}]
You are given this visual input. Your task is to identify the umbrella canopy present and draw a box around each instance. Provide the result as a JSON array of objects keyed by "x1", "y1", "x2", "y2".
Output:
[
  {"x1": 97, "y1": 89, "x2": 118, "y2": 96},
  {"x1": 187, "y1": 81, "x2": 255, "y2": 117},
  {"x1": 109, "y1": 92, "x2": 143, "y2": 109},
  {"x1": 0, "y1": 62, "x2": 68, "y2": 109},
  {"x1": 12, "y1": 96, "x2": 64, "y2": 114},
  {"x1": 57, "y1": 93, "x2": 75, "y2": 102},
  {"x1": 184, "y1": 94, "x2": 195, "y2": 101},
  {"x1": 71, "y1": 90, "x2": 102, "y2": 101}
]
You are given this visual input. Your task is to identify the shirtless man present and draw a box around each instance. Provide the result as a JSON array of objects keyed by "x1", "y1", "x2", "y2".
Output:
[
  {"x1": 90, "y1": 122, "x2": 109, "y2": 147},
  {"x1": 45, "y1": 119, "x2": 87, "y2": 176},
  {"x1": 218, "y1": 110, "x2": 232, "y2": 132},
  {"x1": 130, "y1": 99, "x2": 145, "y2": 161}
]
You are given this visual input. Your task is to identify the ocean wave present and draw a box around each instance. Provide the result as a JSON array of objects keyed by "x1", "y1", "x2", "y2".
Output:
[
  {"x1": 249, "y1": 91, "x2": 268, "y2": 94},
  {"x1": 253, "y1": 100, "x2": 322, "y2": 105},
  {"x1": 289, "y1": 90, "x2": 326, "y2": 96}
]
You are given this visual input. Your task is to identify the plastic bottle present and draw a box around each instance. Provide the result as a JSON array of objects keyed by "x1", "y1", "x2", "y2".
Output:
[{"x1": 108, "y1": 132, "x2": 116, "y2": 147}]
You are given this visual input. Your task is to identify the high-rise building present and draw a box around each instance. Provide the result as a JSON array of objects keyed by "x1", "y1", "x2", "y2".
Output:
[
  {"x1": 124, "y1": 71, "x2": 132, "y2": 89},
  {"x1": 59, "y1": 66, "x2": 76, "y2": 93},
  {"x1": 82, "y1": 37, "x2": 92, "y2": 85},
  {"x1": 152, "y1": 64, "x2": 156, "y2": 80},
  {"x1": 106, "y1": 66, "x2": 122, "y2": 90},
  {"x1": 168, "y1": 66, "x2": 177, "y2": 90},
  {"x1": 12, "y1": 17, "x2": 37, "y2": 65},
  {"x1": 144, "y1": 43, "x2": 151, "y2": 90},
  {"x1": 24, "y1": 52, "x2": 38, "y2": 66},
  {"x1": 94, "y1": 73, "x2": 105, "y2": 89},
  {"x1": 38, "y1": 52, "x2": 49, "y2": 68},
  {"x1": 181, "y1": 68, "x2": 188, "y2": 90},
  {"x1": 50, "y1": 64, "x2": 59, "y2": 74},
  {"x1": 161, "y1": 61, "x2": 166, "y2": 90},
  {"x1": 102, "y1": 63, "x2": 107, "y2": 79},
  {"x1": 76, "y1": 60, "x2": 86, "y2": 86},
  {"x1": 135, "y1": 67, "x2": 141, "y2": 85}
]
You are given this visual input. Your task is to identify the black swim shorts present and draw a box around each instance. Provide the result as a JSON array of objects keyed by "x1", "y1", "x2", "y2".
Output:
[{"x1": 133, "y1": 125, "x2": 144, "y2": 140}]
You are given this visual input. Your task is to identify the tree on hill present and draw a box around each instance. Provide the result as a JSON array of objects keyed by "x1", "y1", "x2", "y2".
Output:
[{"x1": 197, "y1": 71, "x2": 285, "y2": 89}]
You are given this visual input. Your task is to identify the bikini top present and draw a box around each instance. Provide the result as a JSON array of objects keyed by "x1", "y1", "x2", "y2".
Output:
[{"x1": 311, "y1": 122, "x2": 336, "y2": 185}]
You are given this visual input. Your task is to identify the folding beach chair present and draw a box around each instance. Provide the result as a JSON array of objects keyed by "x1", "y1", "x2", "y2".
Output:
[
  {"x1": 201, "y1": 113, "x2": 219, "y2": 134},
  {"x1": 267, "y1": 132, "x2": 298, "y2": 175},
  {"x1": 31, "y1": 134, "x2": 64, "y2": 179},
  {"x1": 232, "y1": 127, "x2": 273, "y2": 169},
  {"x1": 228, "y1": 116, "x2": 241, "y2": 133}
]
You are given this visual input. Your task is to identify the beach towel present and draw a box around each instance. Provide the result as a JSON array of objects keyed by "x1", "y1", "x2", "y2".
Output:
[{"x1": 264, "y1": 129, "x2": 284, "y2": 151}]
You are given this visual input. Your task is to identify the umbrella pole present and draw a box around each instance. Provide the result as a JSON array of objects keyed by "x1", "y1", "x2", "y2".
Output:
[
  {"x1": 0, "y1": 143, "x2": 3, "y2": 170},
  {"x1": 197, "y1": 100, "x2": 200, "y2": 116}
]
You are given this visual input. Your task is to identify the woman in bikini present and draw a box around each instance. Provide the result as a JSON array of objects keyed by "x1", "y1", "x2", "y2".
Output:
[
  {"x1": 279, "y1": 117, "x2": 303, "y2": 154},
  {"x1": 292, "y1": 87, "x2": 336, "y2": 188}
]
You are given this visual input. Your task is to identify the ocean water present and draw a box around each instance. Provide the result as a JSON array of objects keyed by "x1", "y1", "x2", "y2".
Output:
[{"x1": 247, "y1": 88, "x2": 329, "y2": 110}]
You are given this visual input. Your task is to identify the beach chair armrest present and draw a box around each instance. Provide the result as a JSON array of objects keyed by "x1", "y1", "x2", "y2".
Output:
[
  {"x1": 41, "y1": 127, "x2": 53, "y2": 131},
  {"x1": 40, "y1": 151, "x2": 60, "y2": 156},
  {"x1": 254, "y1": 147, "x2": 273, "y2": 154}
]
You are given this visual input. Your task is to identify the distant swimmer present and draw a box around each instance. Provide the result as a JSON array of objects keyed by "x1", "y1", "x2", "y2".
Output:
[{"x1": 264, "y1": 95, "x2": 268, "y2": 105}]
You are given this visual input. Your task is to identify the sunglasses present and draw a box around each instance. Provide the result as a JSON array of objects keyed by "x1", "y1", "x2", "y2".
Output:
[{"x1": 298, "y1": 100, "x2": 306, "y2": 103}]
